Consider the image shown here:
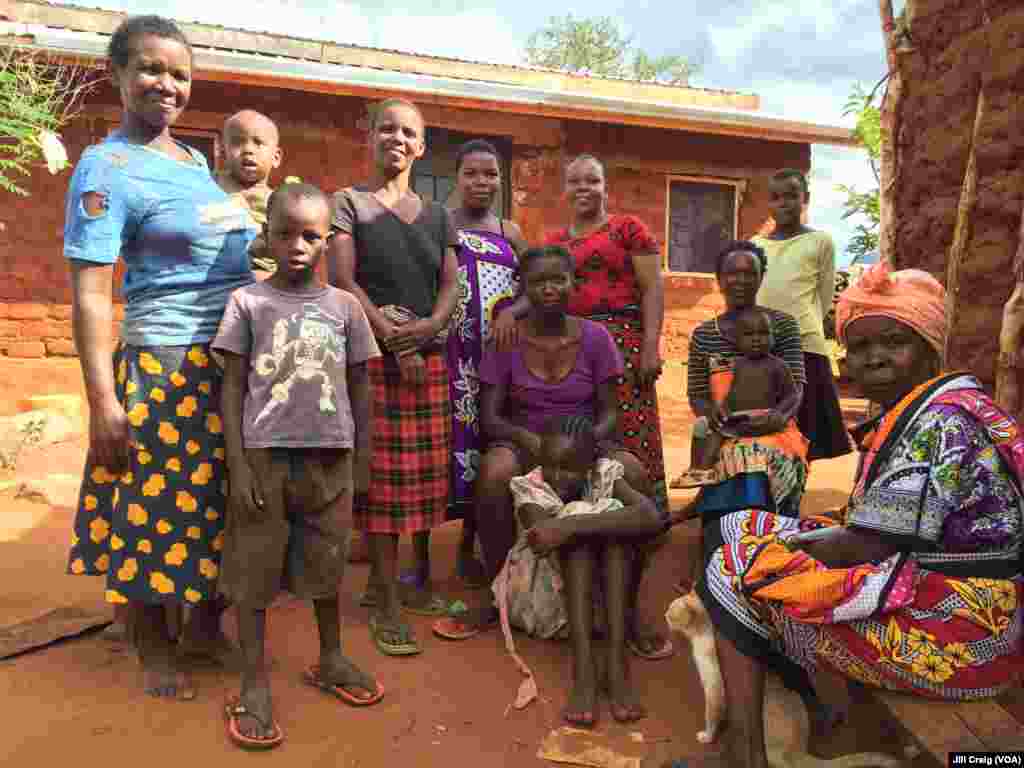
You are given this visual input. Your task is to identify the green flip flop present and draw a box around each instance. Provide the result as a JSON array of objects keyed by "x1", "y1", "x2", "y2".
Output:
[
  {"x1": 369, "y1": 614, "x2": 421, "y2": 656},
  {"x1": 398, "y1": 582, "x2": 449, "y2": 617}
]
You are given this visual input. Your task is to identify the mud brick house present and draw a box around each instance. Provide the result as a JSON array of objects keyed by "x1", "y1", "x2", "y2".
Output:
[{"x1": 0, "y1": 0, "x2": 854, "y2": 364}]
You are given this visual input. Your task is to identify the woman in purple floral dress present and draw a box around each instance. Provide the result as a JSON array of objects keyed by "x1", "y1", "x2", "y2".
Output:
[{"x1": 403, "y1": 139, "x2": 527, "y2": 597}]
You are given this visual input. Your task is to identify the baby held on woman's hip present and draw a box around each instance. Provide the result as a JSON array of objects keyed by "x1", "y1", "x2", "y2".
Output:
[{"x1": 677, "y1": 307, "x2": 797, "y2": 488}]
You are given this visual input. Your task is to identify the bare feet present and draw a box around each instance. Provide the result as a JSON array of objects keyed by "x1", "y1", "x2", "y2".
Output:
[
  {"x1": 135, "y1": 605, "x2": 195, "y2": 700},
  {"x1": 607, "y1": 674, "x2": 646, "y2": 723},
  {"x1": 564, "y1": 658, "x2": 599, "y2": 728},
  {"x1": 316, "y1": 650, "x2": 380, "y2": 702},
  {"x1": 139, "y1": 647, "x2": 195, "y2": 700},
  {"x1": 605, "y1": 645, "x2": 646, "y2": 723}
]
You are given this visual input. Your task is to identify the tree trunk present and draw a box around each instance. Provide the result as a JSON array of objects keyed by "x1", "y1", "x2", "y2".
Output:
[
  {"x1": 995, "y1": 206, "x2": 1024, "y2": 420},
  {"x1": 944, "y1": 87, "x2": 987, "y2": 367},
  {"x1": 877, "y1": 0, "x2": 903, "y2": 267}
]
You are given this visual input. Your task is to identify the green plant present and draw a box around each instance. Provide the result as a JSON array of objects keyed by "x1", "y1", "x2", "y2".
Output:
[
  {"x1": 836, "y1": 82, "x2": 883, "y2": 264},
  {"x1": 0, "y1": 47, "x2": 100, "y2": 196},
  {"x1": 524, "y1": 15, "x2": 695, "y2": 84},
  {"x1": 0, "y1": 413, "x2": 47, "y2": 474}
]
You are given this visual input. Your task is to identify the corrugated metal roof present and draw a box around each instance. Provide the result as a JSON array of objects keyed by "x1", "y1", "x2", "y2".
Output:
[
  {"x1": 0, "y1": 10, "x2": 859, "y2": 146},
  {"x1": 21, "y1": 0, "x2": 748, "y2": 96}
]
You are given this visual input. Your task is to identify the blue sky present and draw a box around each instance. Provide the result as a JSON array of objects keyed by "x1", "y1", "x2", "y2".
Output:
[{"x1": 76, "y1": 0, "x2": 886, "y2": 265}]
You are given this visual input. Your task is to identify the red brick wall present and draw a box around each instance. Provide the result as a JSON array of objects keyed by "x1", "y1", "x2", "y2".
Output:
[{"x1": 0, "y1": 79, "x2": 807, "y2": 362}]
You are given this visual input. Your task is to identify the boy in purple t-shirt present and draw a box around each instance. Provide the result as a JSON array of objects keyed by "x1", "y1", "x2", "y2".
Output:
[{"x1": 213, "y1": 183, "x2": 383, "y2": 749}]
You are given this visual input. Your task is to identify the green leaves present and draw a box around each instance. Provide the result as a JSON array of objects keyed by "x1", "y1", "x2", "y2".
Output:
[
  {"x1": 0, "y1": 49, "x2": 100, "y2": 196},
  {"x1": 524, "y1": 15, "x2": 695, "y2": 84},
  {"x1": 838, "y1": 82, "x2": 883, "y2": 264}
]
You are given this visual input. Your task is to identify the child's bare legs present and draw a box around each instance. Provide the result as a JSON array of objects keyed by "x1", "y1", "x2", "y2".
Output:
[
  {"x1": 610, "y1": 450, "x2": 668, "y2": 659},
  {"x1": 604, "y1": 540, "x2": 645, "y2": 722},
  {"x1": 234, "y1": 596, "x2": 379, "y2": 741},
  {"x1": 236, "y1": 605, "x2": 273, "y2": 738},
  {"x1": 561, "y1": 541, "x2": 599, "y2": 727},
  {"x1": 135, "y1": 601, "x2": 194, "y2": 699},
  {"x1": 312, "y1": 596, "x2": 379, "y2": 696}
]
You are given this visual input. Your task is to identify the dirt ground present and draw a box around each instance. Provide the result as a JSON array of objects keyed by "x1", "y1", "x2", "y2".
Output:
[{"x1": 0, "y1": 359, "x2": 903, "y2": 768}]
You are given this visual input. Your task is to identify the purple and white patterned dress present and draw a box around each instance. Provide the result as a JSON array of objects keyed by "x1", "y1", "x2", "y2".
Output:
[{"x1": 446, "y1": 228, "x2": 520, "y2": 519}]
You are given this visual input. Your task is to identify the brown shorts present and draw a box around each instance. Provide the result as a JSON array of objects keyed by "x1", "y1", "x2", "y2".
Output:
[{"x1": 219, "y1": 447, "x2": 352, "y2": 608}]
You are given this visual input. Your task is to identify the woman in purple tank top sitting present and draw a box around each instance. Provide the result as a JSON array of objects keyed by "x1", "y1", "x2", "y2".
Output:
[{"x1": 432, "y1": 247, "x2": 667, "y2": 665}]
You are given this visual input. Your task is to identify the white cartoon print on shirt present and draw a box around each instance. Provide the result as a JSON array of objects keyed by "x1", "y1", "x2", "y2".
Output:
[{"x1": 253, "y1": 304, "x2": 345, "y2": 424}]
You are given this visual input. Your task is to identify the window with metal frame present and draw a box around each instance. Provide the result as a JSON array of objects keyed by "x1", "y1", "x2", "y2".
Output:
[{"x1": 664, "y1": 176, "x2": 744, "y2": 273}]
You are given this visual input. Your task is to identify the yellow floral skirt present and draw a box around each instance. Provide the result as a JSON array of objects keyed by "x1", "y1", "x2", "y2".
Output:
[{"x1": 67, "y1": 343, "x2": 227, "y2": 606}]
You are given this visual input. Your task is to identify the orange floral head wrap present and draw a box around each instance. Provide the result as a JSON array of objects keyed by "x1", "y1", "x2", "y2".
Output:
[{"x1": 835, "y1": 260, "x2": 947, "y2": 359}]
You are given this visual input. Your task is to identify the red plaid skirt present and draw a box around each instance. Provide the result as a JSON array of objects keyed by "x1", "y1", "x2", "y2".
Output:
[{"x1": 355, "y1": 349, "x2": 451, "y2": 534}]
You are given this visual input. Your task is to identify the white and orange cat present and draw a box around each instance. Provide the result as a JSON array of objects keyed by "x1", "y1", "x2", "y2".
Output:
[
  {"x1": 665, "y1": 591, "x2": 902, "y2": 768},
  {"x1": 665, "y1": 590, "x2": 725, "y2": 745}
]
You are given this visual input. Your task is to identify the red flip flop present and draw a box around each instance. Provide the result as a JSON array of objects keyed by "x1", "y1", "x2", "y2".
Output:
[
  {"x1": 303, "y1": 665, "x2": 384, "y2": 707},
  {"x1": 224, "y1": 697, "x2": 284, "y2": 750},
  {"x1": 432, "y1": 614, "x2": 498, "y2": 641}
]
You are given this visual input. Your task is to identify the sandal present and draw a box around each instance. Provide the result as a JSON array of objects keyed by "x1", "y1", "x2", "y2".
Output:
[
  {"x1": 369, "y1": 613, "x2": 421, "y2": 656},
  {"x1": 432, "y1": 601, "x2": 497, "y2": 641},
  {"x1": 398, "y1": 580, "x2": 448, "y2": 617},
  {"x1": 627, "y1": 636, "x2": 675, "y2": 661},
  {"x1": 224, "y1": 696, "x2": 284, "y2": 750},
  {"x1": 302, "y1": 664, "x2": 384, "y2": 707},
  {"x1": 669, "y1": 469, "x2": 719, "y2": 489}
]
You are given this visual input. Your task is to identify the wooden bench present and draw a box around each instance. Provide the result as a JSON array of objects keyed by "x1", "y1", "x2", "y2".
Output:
[{"x1": 853, "y1": 684, "x2": 1024, "y2": 765}]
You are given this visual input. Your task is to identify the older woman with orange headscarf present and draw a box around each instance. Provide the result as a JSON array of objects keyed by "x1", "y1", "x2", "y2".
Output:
[{"x1": 664, "y1": 261, "x2": 1024, "y2": 768}]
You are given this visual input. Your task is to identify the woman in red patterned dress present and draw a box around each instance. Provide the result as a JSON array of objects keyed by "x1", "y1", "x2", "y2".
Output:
[{"x1": 545, "y1": 153, "x2": 672, "y2": 660}]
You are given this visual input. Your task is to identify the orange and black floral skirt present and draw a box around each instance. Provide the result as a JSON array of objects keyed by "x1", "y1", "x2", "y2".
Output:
[
  {"x1": 697, "y1": 510, "x2": 1024, "y2": 700},
  {"x1": 67, "y1": 343, "x2": 227, "y2": 606}
]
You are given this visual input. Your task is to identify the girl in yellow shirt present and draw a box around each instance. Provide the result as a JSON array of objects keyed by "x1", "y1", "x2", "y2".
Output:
[{"x1": 754, "y1": 169, "x2": 852, "y2": 461}]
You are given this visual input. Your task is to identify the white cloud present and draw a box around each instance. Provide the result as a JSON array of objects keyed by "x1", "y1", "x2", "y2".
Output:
[
  {"x1": 358, "y1": 9, "x2": 522, "y2": 64},
  {"x1": 709, "y1": 0, "x2": 877, "y2": 68},
  {"x1": 100, "y1": 0, "x2": 519, "y2": 64}
]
